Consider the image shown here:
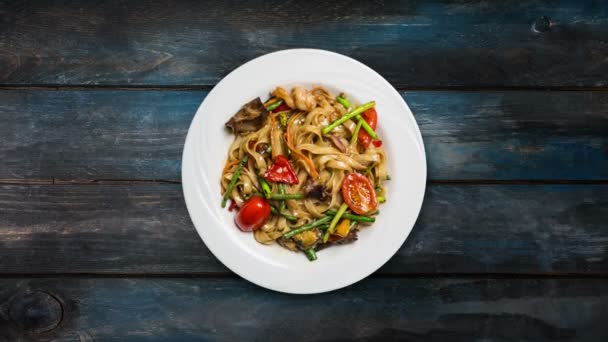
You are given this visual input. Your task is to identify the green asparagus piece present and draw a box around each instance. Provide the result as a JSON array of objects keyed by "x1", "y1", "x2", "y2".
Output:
[
  {"x1": 323, "y1": 203, "x2": 348, "y2": 242},
  {"x1": 282, "y1": 216, "x2": 333, "y2": 239},
  {"x1": 336, "y1": 95, "x2": 351, "y2": 109},
  {"x1": 267, "y1": 193, "x2": 305, "y2": 200},
  {"x1": 221, "y1": 155, "x2": 248, "y2": 208},
  {"x1": 278, "y1": 184, "x2": 287, "y2": 212},
  {"x1": 304, "y1": 248, "x2": 317, "y2": 261},
  {"x1": 265, "y1": 99, "x2": 283, "y2": 111},
  {"x1": 326, "y1": 210, "x2": 376, "y2": 223},
  {"x1": 270, "y1": 206, "x2": 298, "y2": 222},
  {"x1": 258, "y1": 176, "x2": 272, "y2": 198},
  {"x1": 322, "y1": 101, "x2": 375, "y2": 135},
  {"x1": 350, "y1": 119, "x2": 363, "y2": 146}
]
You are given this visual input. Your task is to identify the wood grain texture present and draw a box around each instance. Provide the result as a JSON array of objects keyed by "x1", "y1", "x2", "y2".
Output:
[
  {"x1": 0, "y1": 278, "x2": 607, "y2": 341},
  {"x1": 1, "y1": 90, "x2": 607, "y2": 181},
  {"x1": 1, "y1": 0, "x2": 607, "y2": 87},
  {"x1": 0, "y1": 184, "x2": 606, "y2": 275}
]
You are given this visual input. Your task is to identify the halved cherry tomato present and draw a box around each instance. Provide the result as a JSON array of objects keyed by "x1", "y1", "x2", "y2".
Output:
[
  {"x1": 235, "y1": 196, "x2": 271, "y2": 232},
  {"x1": 341, "y1": 173, "x2": 378, "y2": 215},
  {"x1": 358, "y1": 108, "x2": 378, "y2": 148}
]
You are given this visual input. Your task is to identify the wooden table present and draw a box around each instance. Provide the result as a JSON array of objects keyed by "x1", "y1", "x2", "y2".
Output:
[{"x1": 1, "y1": 1, "x2": 607, "y2": 340}]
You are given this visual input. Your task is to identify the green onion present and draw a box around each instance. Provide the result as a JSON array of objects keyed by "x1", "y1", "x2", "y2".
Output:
[
  {"x1": 377, "y1": 196, "x2": 386, "y2": 203},
  {"x1": 278, "y1": 184, "x2": 287, "y2": 212},
  {"x1": 267, "y1": 193, "x2": 305, "y2": 200},
  {"x1": 326, "y1": 210, "x2": 376, "y2": 223},
  {"x1": 304, "y1": 248, "x2": 317, "y2": 261},
  {"x1": 258, "y1": 176, "x2": 272, "y2": 198},
  {"x1": 386, "y1": 175, "x2": 391, "y2": 181},
  {"x1": 266, "y1": 145, "x2": 272, "y2": 153},
  {"x1": 322, "y1": 101, "x2": 375, "y2": 135},
  {"x1": 350, "y1": 119, "x2": 363, "y2": 146},
  {"x1": 221, "y1": 155, "x2": 248, "y2": 208},
  {"x1": 336, "y1": 95, "x2": 351, "y2": 109},
  {"x1": 270, "y1": 206, "x2": 298, "y2": 222},
  {"x1": 265, "y1": 99, "x2": 283, "y2": 111},
  {"x1": 282, "y1": 216, "x2": 333, "y2": 239},
  {"x1": 323, "y1": 203, "x2": 348, "y2": 242}
]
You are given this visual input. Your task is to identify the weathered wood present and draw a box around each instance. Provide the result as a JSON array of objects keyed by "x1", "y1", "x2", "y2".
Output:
[
  {"x1": 0, "y1": 184, "x2": 606, "y2": 275},
  {"x1": 1, "y1": 90, "x2": 606, "y2": 180},
  {"x1": 0, "y1": 1, "x2": 607, "y2": 87},
  {"x1": 0, "y1": 278, "x2": 606, "y2": 341}
]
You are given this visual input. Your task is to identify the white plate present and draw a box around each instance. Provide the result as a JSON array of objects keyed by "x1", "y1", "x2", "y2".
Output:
[{"x1": 182, "y1": 49, "x2": 426, "y2": 294}]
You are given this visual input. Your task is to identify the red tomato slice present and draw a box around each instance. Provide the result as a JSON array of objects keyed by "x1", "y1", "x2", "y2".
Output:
[
  {"x1": 235, "y1": 196, "x2": 271, "y2": 232},
  {"x1": 341, "y1": 173, "x2": 378, "y2": 215},
  {"x1": 264, "y1": 155, "x2": 299, "y2": 184},
  {"x1": 357, "y1": 108, "x2": 378, "y2": 148}
]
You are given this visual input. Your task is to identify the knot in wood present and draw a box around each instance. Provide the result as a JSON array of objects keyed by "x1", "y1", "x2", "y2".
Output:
[
  {"x1": 9, "y1": 291, "x2": 63, "y2": 333},
  {"x1": 532, "y1": 16, "x2": 552, "y2": 33}
]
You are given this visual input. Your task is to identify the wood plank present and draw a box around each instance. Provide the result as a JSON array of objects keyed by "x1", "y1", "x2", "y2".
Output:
[
  {"x1": 1, "y1": 1, "x2": 607, "y2": 87},
  {"x1": 0, "y1": 277, "x2": 606, "y2": 341},
  {"x1": 1, "y1": 90, "x2": 607, "y2": 181},
  {"x1": 0, "y1": 183, "x2": 606, "y2": 275}
]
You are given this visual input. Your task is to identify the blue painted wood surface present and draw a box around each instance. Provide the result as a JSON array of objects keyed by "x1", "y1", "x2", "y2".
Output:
[
  {"x1": 1, "y1": 90, "x2": 606, "y2": 180},
  {"x1": 0, "y1": 184, "x2": 605, "y2": 275},
  {"x1": 1, "y1": 278, "x2": 607, "y2": 341},
  {"x1": 0, "y1": 0, "x2": 606, "y2": 87}
]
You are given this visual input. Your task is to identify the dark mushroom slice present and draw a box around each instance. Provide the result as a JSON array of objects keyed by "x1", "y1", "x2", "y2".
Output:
[
  {"x1": 225, "y1": 97, "x2": 270, "y2": 135},
  {"x1": 303, "y1": 179, "x2": 330, "y2": 201}
]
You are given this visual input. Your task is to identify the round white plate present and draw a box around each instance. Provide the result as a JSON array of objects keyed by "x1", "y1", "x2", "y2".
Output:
[{"x1": 182, "y1": 49, "x2": 426, "y2": 294}]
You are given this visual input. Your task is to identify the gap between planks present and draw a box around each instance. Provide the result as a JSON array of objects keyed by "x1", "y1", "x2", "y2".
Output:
[
  {"x1": 0, "y1": 272, "x2": 605, "y2": 279},
  {"x1": 2, "y1": 85, "x2": 608, "y2": 92},
  {"x1": 2, "y1": 179, "x2": 608, "y2": 186}
]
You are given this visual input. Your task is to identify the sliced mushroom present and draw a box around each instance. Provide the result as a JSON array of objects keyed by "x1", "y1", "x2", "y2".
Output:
[
  {"x1": 303, "y1": 179, "x2": 330, "y2": 201},
  {"x1": 328, "y1": 134, "x2": 347, "y2": 153},
  {"x1": 225, "y1": 97, "x2": 269, "y2": 135}
]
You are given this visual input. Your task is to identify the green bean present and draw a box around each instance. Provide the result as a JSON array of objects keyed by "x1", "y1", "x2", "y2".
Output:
[
  {"x1": 221, "y1": 155, "x2": 248, "y2": 208},
  {"x1": 326, "y1": 210, "x2": 376, "y2": 223},
  {"x1": 323, "y1": 203, "x2": 348, "y2": 242},
  {"x1": 267, "y1": 193, "x2": 305, "y2": 200},
  {"x1": 270, "y1": 206, "x2": 298, "y2": 222},
  {"x1": 322, "y1": 101, "x2": 375, "y2": 135},
  {"x1": 356, "y1": 114, "x2": 378, "y2": 140},
  {"x1": 282, "y1": 216, "x2": 333, "y2": 239},
  {"x1": 304, "y1": 248, "x2": 317, "y2": 261},
  {"x1": 336, "y1": 95, "x2": 351, "y2": 109},
  {"x1": 350, "y1": 119, "x2": 363, "y2": 146},
  {"x1": 278, "y1": 184, "x2": 287, "y2": 212},
  {"x1": 258, "y1": 176, "x2": 272, "y2": 198},
  {"x1": 338, "y1": 95, "x2": 378, "y2": 141},
  {"x1": 265, "y1": 99, "x2": 283, "y2": 111}
]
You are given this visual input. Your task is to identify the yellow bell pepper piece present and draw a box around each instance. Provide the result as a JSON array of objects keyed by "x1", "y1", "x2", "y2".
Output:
[{"x1": 334, "y1": 219, "x2": 352, "y2": 238}]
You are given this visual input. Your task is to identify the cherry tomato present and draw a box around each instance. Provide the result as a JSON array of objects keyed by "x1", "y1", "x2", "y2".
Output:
[
  {"x1": 358, "y1": 108, "x2": 378, "y2": 148},
  {"x1": 235, "y1": 196, "x2": 271, "y2": 232},
  {"x1": 341, "y1": 173, "x2": 378, "y2": 215}
]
